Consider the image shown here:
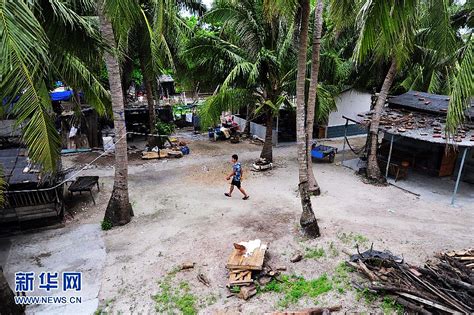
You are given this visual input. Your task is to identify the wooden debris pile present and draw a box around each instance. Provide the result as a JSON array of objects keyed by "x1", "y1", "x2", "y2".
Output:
[
  {"x1": 141, "y1": 139, "x2": 189, "y2": 160},
  {"x1": 226, "y1": 239, "x2": 272, "y2": 300},
  {"x1": 349, "y1": 247, "x2": 474, "y2": 314}
]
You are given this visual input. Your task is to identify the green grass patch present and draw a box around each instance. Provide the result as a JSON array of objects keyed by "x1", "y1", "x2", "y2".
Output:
[
  {"x1": 94, "y1": 298, "x2": 115, "y2": 315},
  {"x1": 381, "y1": 296, "x2": 403, "y2": 314},
  {"x1": 332, "y1": 262, "x2": 352, "y2": 294},
  {"x1": 101, "y1": 219, "x2": 113, "y2": 231},
  {"x1": 328, "y1": 242, "x2": 339, "y2": 257},
  {"x1": 153, "y1": 271, "x2": 197, "y2": 315},
  {"x1": 304, "y1": 247, "x2": 325, "y2": 259},
  {"x1": 260, "y1": 274, "x2": 332, "y2": 309},
  {"x1": 337, "y1": 232, "x2": 369, "y2": 246},
  {"x1": 355, "y1": 287, "x2": 378, "y2": 305}
]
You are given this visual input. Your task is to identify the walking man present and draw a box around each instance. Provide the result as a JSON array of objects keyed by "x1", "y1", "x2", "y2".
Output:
[{"x1": 225, "y1": 154, "x2": 250, "y2": 200}]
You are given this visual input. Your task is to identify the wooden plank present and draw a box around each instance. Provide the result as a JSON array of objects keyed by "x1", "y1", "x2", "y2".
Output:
[
  {"x1": 228, "y1": 271, "x2": 253, "y2": 286},
  {"x1": 226, "y1": 244, "x2": 267, "y2": 270},
  {"x1": 142, "y1": 151, "x2": 169, "y2": 160},
  {"x1": 14, "y1": 203, "x2": 56, "y2": 214},
  {"x1": 397, "y1": 292, "x2": 457, "y2": 313},
  {"x1": 17, "y1": 210, "x2": 58, "y2": 222}
]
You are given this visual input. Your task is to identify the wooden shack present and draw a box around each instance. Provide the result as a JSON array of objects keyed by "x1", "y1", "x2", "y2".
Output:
[{"x1": 0, "y1": 148, "x2": 64, "y2": 223}]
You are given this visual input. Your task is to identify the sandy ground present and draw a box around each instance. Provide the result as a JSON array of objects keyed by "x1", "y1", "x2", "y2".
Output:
[{"x1": 2, "y1": 133, "x2": 473, "y2": 314}]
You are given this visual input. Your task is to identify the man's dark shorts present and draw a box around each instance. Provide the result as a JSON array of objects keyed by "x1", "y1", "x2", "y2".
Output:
[{"x1": 231, "y1": 179, "x2": 241, "y2": 188}]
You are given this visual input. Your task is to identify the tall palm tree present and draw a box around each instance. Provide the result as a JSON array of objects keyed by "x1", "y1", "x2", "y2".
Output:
[
  {"x1": 98, "y1": 0, "x2": 140, "y2": 225},
  {"x1": 305, "y1": 0, "x2": 324, "y2": 195},
  {"x1": 186, "y1": 0, "x2": 298, "y2": 163},
  {"x1": 129, "y1": 0, "x2": 205, "y2": 146},
  {"x1": 296, "y1": 0, "x2": 320, "y2": 237},
  {"x1": 331, "y1": 0, "x2": 418, "y2": 181}
]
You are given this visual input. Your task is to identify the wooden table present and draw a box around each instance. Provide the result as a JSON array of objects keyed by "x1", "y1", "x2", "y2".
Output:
[{"x1": 68, "y1": 176, "x2": 100, "y2": 204}]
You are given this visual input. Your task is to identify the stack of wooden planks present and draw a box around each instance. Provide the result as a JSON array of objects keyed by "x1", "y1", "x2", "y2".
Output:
[
  {"x1": 226, "y1": 240, "x2": 268, "y2": 299},
  {"x1": 444, "y1": 249, "x2": 474, "y2": 270}
]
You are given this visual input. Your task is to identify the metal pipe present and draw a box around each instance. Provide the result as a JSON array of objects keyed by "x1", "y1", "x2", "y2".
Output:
[
  {"x1": 451, "y1": 147, "x2": 469, "y2": 205},
  {"x1": 386, "y1": 134, "x2": 395, "y2": 178},
  {"x1": 341, "y1": 119, "x2": 348, "y2": 165}
]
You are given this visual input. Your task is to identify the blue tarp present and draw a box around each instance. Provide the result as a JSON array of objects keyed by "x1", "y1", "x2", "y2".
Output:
[
  {"x1": 3, "y1": 89, "x2": 81, "y2": 108},
  {"x1": 50, "y1": 90, "x2": 74, "y2": 101}
]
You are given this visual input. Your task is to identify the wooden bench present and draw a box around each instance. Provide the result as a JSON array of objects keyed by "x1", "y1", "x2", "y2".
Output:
[{"x1": 68, "y1": 176, "x2": 100, "y2": 204}]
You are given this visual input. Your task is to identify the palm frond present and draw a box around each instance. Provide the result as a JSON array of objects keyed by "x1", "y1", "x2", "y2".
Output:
[
  {"x1": 315, "y1": 83, "x2": 338, "y2": 123},
  {"x1": 446, "y1": 39, "x2": 474, "y2": 134},
  {"x1": 52, "y1": 51, "x2": 110, "y2": 116},
  {"x1": 354, "y1": 0, "x2": 418, "y2": 66},
  {"x1": 329, "y1": 0, "x2": 358, "y2": 31},
  {"x1": 0, "y1": 0, "x2": 60, "y2": 171},
  {"x1": 199, "y1": 88, "x2": 255, "y2": 128}
]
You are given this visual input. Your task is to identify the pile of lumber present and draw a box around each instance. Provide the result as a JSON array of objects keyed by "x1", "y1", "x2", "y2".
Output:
[
  {"x1": 349, "y1": 247, "x2": 474, "y2": 314},
  {"x1": 226, "y1": 239, "x2": 268, "y2": 300},
  {"x1": 141, "y1": 138, "x2": 190, "y2": 160}
]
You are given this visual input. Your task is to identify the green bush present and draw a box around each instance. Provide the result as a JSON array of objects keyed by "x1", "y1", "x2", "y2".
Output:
[
  {"x1": 155, "y1": 119, "x2": 175, "y2": 136},
  {"x1": 101, "y1": 219, "x2": 113, "y2": 231}
]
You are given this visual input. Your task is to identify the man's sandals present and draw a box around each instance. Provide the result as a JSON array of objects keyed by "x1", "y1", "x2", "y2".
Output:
[{"x1": 224, "y1": 193, "x2": 250, "y2": 200}]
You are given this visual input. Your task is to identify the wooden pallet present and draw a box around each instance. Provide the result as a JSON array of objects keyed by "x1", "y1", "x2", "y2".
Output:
[
  {"x1": 228, "y1": 270, "x2": 253, "y2": 286},
  {"x1": 226, "y1": 244, "x2": 267, "y2": 270}
]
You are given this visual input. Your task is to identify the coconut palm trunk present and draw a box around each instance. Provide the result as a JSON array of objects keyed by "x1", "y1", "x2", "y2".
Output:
[
  {"x1": 0, "y1": 269, "x2": 24, "y2": 315},
  {"x1": 260, "y1": 108, "x2": 274, "y2": 162},
  {"x1": 98, "y1": 3, "x2": 133, "y2": 226},
  {"x1": 367, "y1": 58, "x2": 397, "y2": 181},
  {"x1": 296, "y1": 0, "x2": 320, "y2": 238},
  {"x1": 139, "y1": 55, "x2": 157, "y2": 146},
  {"x1": 305, "y1": 0, "x2": 324, "y2": 196}
]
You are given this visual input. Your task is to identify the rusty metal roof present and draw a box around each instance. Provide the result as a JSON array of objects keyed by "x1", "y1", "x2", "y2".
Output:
[{"x1": 387, "y1": 91, "x2": 474, "y2": 118}]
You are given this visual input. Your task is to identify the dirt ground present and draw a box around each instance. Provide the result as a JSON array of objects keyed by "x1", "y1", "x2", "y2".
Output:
[{"x1": 5, "y1": 132, "x2": 474, "y2": 314}]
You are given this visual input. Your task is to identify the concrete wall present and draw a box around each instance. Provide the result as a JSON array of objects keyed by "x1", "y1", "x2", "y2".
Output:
[
  {"x1": 325, "y1": 89, "x2": 372, "y2": 138},
  {"x1": 328, "y1": 89, "x2": 372, "y2": 127},
  {"x1": 233, "y1": 116, "x2": 278, "y2": 145}
]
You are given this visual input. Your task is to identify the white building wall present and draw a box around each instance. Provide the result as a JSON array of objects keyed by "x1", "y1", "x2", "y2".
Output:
[
  {"x1": 233, "y1": 116, "x2": 278, "y2": 145},
  {"x1": 328, "y1": 89, "x2": 372, "y2": 127}
]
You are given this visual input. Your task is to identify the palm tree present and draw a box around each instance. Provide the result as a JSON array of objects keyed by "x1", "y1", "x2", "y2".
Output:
[
  {"x1": 395, "y1": 0, "x2": 472, "y2": 135},
  {"x1": 185, "y1": 0, "x2": 298, "y2": 163},
  {"x1": 0, "y1": 0, "x2": 109, "y2": 171},
  {"x1": 296, "y1": 0, "x2": 320, "y2": 237},
  {"x1": 332, "y1": 0, "x2": 472, "y2": 180},
  {"x1": 127, "y1": 0, "x2": 205, "y2": 146},
  {"x1": 331, "y1": 0, "x2": 418, "y2": 181},
  {"x1": 305, "y1": 0, "x2": 324, "y2": 195},
  {"x1": 98, "y1": 0, "x2": 139, "y2": 225}
]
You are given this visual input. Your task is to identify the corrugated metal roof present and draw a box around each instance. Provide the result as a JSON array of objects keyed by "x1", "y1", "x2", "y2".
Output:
[
  {"x1": 388, "y1": 91, "x2": 474, "y2": 118},
  {"x1": 0, "y1": 148, "x2": 41, "y2": 185},
  {"x1": 347, "y1": 108, "x2": 474, "y2": 147}
]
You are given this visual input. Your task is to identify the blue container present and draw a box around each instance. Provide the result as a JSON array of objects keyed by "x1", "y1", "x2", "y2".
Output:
[
  {"x1": 208, "y1": 128, "x2": 214, "y2": 138},
  {"x1": 311, "y1": 149, "x2": 325, "y2": 159},
  {"x1": 180, "y1": 146, "x2": 190, "y2": 155}
]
